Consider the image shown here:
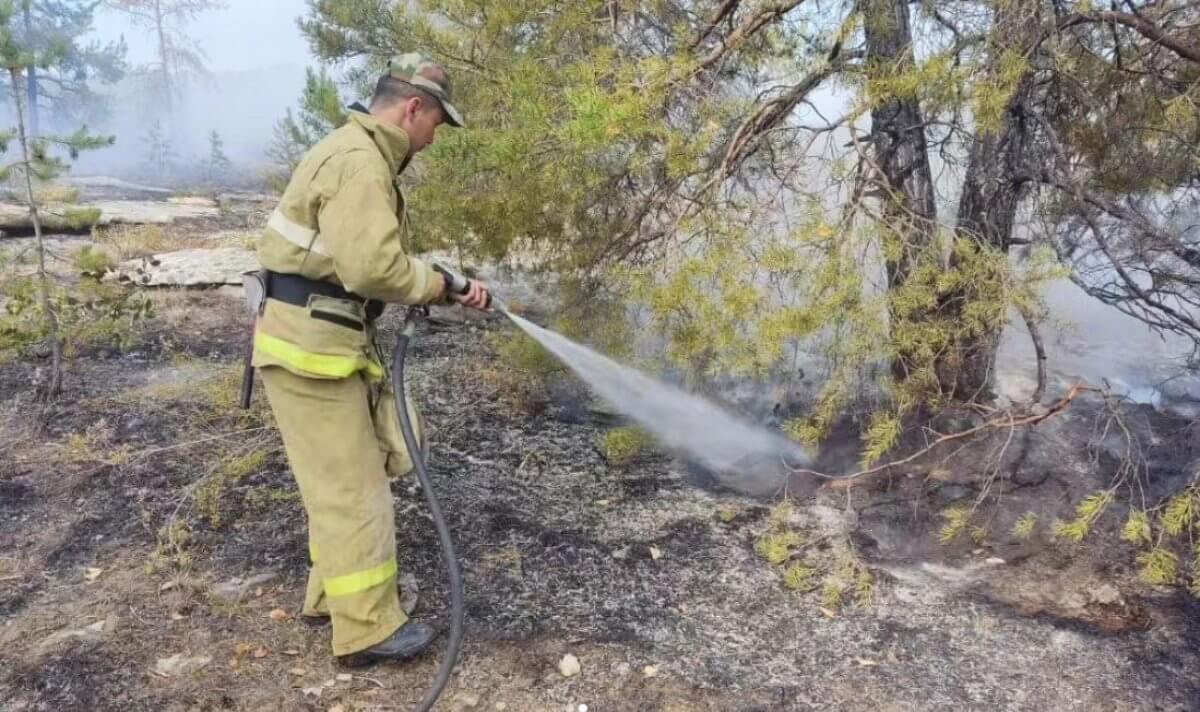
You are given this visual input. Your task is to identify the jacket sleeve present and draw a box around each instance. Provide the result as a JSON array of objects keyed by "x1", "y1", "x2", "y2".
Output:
[{"x1": 315, "y1": 152, "x2": 444, "y2": 305}]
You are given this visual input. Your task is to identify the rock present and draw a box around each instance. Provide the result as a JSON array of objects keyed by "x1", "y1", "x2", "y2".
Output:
[
  {"x1": 1089, "y1": 583, "x2": 1123, "y2": 605},
  {"x1": 288, "y1": 668, "x2": 307, "y2": 676},
  {"x1": 612, "y1": 662, "x2": 632, "y2": 676},
  {"x1": 454, "y1": 692, "x2": 481, "y2": 708},
  {"x1": 648, "y1": 546, "x2": 664, "y2": 560},
  {"x1": 0, "y1": 199, "x2": 219, "y2": 233},
  {"x1": 115, "y1": 247, "x2": 257, "y2": 287},
  {"x1": 399, "y1": 573, "x2": 420, "y2": 615},
  {"x1": 154, "y1": 653, "x2": 212, "y2": 677},
  {"x1": 335, "y1": 673, "x2": 352, "y2": 683},
  {"x1": 329, "y1": 705, "x2": 347, "y2": 712},
  {"x1": 37, "y1": 615, "x2": 117, "y2": 654},
  {"x1": 495, "y1": 704, "x2": 508, "y2": 711},
  {"x1": 301, "y1": 686, "x2": 324, "y2": 699},
  {"x1": 642, "y1": 665, "x2": 659, "y2": 678},
  {"x1": 558, "y1": 653, "x2": 581, "y2": 678},
  {"x1": 210, "y1": 572, "x2": 277, "y2": 603}
]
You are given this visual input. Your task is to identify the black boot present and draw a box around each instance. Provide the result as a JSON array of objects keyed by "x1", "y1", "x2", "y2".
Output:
[{"x1": 337, "y1": 621, "x2": 437, "y2": 668}]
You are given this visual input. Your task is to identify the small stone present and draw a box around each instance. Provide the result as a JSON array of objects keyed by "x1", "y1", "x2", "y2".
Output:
[
  {"x1": 1089, "y1": 583, "x2": 1122, "y2": 605},
  {"x1": 288, "y1": 667, "x2": 307, "y2": 676},
  {"x1": 399, "y1": 572, "x2": 420, "y2": 615},
  {"x1": 329, "y1": 705, "x2": 347, "y2": 712},
  {"x1": 154, "y1": 653, "x2": 212, "y2": 677},
  {"x1": 253, "y1": 647, "x2": 268, "y2": 659},
  {"x1": 649, "y1": 546, "x2": 664, "y2": 560},
  {"x1": 985, "y1": 557, "x2": 1006, "y2": 565},
  {"x1": 558, "y1": 653, "x2": 581, "y2": 678},
  {"x1": 612, "y1": 547, "x2": 628, "y2": 560},
  {"x1": 641, "y1": 665, "x2": 659, "y2": 678},
  {"x1": 495, "y1": 704, "x2": 508, "y2": 711},
  {"x1": 579, "y1": 705, "x2": 589, "y2": 712},
  {"x1": 455, "y1": 691, "x2": 481, "y2": 708},
  {"x1": 335, "y1": 673, "x2": 352, "y2": 682},
  {"x1": 268, "y1": 608, "x2": 290, "y2": 621},
  {"x1": 301, "y1": 686, "x2": 323, "y2": 699},
  {"x1": 84, "y1": 567, "x2": 103, "y2": 582},
  {"x1": 613, "y1": 662, "x2": 632, "y2": 676}
]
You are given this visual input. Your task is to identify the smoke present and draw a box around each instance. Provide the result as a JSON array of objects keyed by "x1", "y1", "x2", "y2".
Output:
[{"x1": 62, "y1": 1, "x2": 319, "y2": 184}]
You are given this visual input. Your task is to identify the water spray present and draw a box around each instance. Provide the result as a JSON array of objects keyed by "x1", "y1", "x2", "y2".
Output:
[{"x1": 397, "y1": 263, "x2": 813, "y2": 711}]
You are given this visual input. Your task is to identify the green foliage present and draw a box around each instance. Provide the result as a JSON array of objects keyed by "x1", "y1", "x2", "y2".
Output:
[
  {"x1": 1137, "y1": 548, "x2": 1178, "y2": 586},
  {"x1": 1053, "y1": 490, "x2": 1114, "y2": 543},
  {"x1": 0, "y1": 276, "x2": 152, "y2": 355},
  {"x1": 61, "y1": 206, "x2": 100, "y2": 230},
  {"x1": 141, "y1": 120, "x2": 175, "y2": 179},
  {"x1": 71, "y1": 245, "x2": 113, "y2": 278},
  {"x1": 755, "y1": 530, "x2": 801, "y2": 566},
  {"x1": 600, "y1": 426, "x2": 651, "y2": 466},
  {"x1": 1162, "y1": 491, "x2": 1196, "y2": 537},
  {"x1": 1121, "y1": 510, "x2": 1153, "y2": 545},
  {"x1": 939, "y1": 504, "x2": 974, "y2": 544},
  {"x1": 782, "y1": 562, "x2": 817, "y2": 592},
  {"x1": 13, "y1": 0, "x2": 127, "y2": 126},
  {"x1": 195, "y1": 448, "x2": 269, "y2": 528},
  {"x1": 1012, "y1": 512, "x2": 1038, "y2": 540},
  {"x1": 205, "y1": 130, "x2": 232, "y2": 183},
  {"x1": 266, "y1": 65, "x2": 346, "y2": 190}
]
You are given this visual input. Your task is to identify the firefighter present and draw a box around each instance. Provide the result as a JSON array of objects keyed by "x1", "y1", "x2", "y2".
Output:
[{"x1": 251, "y1": 53, "x2": 489, "y2": 667}]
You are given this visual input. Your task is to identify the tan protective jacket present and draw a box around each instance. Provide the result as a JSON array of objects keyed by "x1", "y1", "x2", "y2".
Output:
[{"x1": 253, "y1": 111, "x2": 444, "y2": 380}]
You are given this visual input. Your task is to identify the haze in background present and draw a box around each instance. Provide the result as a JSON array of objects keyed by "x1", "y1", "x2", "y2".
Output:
[{"x1": 71, "y1": 0, "x2": 334, "y2": 179}]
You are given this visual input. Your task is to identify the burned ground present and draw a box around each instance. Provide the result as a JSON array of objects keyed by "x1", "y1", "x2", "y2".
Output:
[{"x1": 1, "y1": 271, "x2": 1199, "y2": 711}]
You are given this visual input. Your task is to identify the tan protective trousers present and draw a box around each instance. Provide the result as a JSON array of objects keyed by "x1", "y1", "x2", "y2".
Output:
[{"x1": 260, "y1": 365, "x2": 424, "y2": 656}]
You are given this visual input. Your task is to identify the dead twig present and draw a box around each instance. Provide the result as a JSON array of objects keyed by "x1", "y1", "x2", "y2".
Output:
[{"x1": 786, "y1": 383, "x2": 1100, "y2": 484}]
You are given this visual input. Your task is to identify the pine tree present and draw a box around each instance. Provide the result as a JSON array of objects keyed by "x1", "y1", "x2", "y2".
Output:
[
  {"x1": 204, "y1": 129, "x2": 231, "y2": 183},
  {"x1": 265, "y1": 65, "x2": 345, "y2": 189},
  {"x1": 17, "y1": 0, "x2": 127, "y2": 135},
  {"x1": 141, "y1": 119, "x2": 174, "y2": 180},
  {"x1": 104, "y1": 0, "x2": 224, "y2": 132},
  {"x1": 0, "y1": 0, "x2": 113, "y2": 396}
]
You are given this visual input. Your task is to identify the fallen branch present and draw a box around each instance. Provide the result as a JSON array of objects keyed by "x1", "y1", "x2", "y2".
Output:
[{"x1": 786, "y1": 384, "x2": 1099, "y2": 485}]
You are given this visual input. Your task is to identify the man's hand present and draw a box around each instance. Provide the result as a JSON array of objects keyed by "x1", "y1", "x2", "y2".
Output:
[{"x1": 453, "y1": 278, "x2": 491, "y2": 311}]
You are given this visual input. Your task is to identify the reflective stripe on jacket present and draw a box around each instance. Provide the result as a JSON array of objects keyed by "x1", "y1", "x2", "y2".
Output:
[{"x1": 253, "y1": 110, "x2": 444, "y2": 379}]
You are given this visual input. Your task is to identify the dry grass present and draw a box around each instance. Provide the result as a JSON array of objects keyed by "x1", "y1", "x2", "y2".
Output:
[{"x1": 31, "y1": 183, "x2": 81, "y2": 204}]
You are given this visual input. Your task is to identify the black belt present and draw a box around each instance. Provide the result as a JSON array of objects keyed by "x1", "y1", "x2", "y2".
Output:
[{"x1": 266, "y1": 271, "x2": 384, "y2": 322}]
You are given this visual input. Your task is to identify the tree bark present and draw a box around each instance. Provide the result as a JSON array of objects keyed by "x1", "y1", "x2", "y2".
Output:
[
  {"x1": 154, "y1": 0, "x2": 173, "y2": 129},
  {"x1": 23, "y1": 4, "x2": 38, "y2": 136},
  {"x1": 862, "y1": 0, "x2": 937, "y2": 381},
  {"x1": 11, "y1": 66, "x2": 62, "y2": 397}
]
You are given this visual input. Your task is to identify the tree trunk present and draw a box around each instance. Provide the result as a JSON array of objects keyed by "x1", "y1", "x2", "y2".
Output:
[
  {"x1": 11, "y1": 66, "x2": 62, "y2": 397},
  {"x1": 154, "y1": 0, "x2": 173, "y2": 129},
  {"x1": 940, "y1": 1, "x2": 1042, "y2": 401},
  {"x1": 23, "y1": 4, "x2": 38, "y2": 136},
  {"x1": 862, "y1": 0, "x2": 938, "y2": 380},
  {"x1": 942, "y1": 89, "x2": 1036, "y2": 400}
]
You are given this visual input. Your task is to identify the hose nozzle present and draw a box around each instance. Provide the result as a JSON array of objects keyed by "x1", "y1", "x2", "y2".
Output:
[{"x1": 433, "y1": 263, "x2": 495, "y2": 310}]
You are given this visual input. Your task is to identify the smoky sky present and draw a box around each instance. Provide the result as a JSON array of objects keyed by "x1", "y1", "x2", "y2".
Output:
[{"x1": 89, "y1": 1, "x2": 313, "y2": 73}]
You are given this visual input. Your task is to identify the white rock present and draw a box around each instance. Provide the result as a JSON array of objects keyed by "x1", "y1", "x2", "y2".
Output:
[
  {"x1": 558, "y1": 653, "x2": 581, "y2": 678},
  {"x1": 210, "y1": 572, "x2": 278, "y2": 603},
  {"x1": 154, "y1": 653, "x2": 212, "y2": 677},
  {"x1": 116, "y1": 247, "x2": 257, "y2": 287}
]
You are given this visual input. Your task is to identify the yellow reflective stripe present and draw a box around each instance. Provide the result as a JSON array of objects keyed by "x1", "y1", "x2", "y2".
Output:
[
  {"x1": 323, "y1": 558, "x2": 397, "y2": 598},
  {"x1": 268, "y1": 208, "x2": 329, "y2": 256},
  {"x1": 254, "y1": 331, "x2": 383, "y2": 379}
]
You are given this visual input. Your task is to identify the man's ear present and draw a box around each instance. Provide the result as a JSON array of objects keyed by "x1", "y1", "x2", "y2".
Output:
[{"x1": 405, "y1": 96, "x2": 424, "y2": 120}]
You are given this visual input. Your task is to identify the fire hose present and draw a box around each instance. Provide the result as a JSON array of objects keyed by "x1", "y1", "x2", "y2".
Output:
[{"x1": 395, "y1": 264, "x2": 499, "y2": 712}]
